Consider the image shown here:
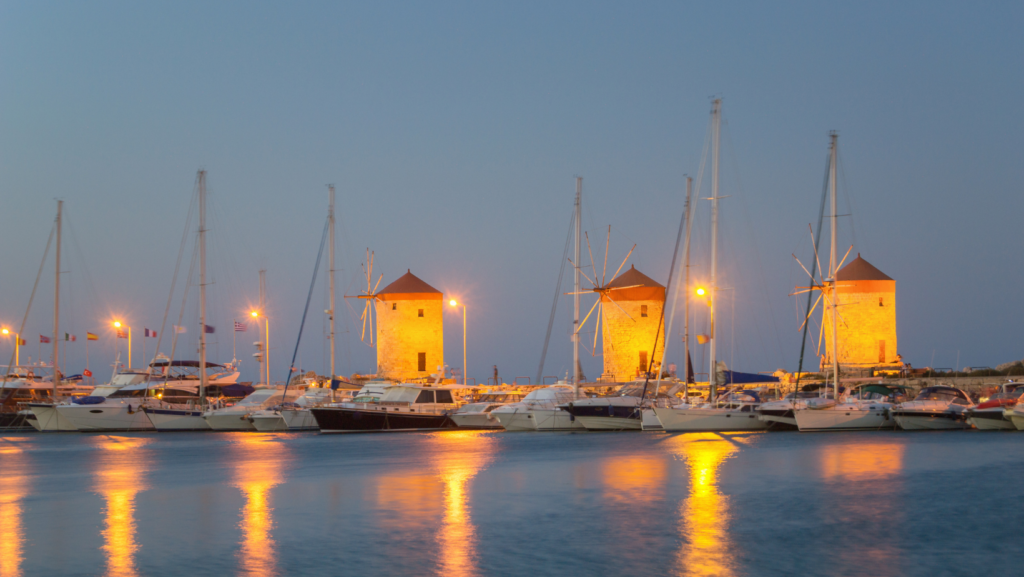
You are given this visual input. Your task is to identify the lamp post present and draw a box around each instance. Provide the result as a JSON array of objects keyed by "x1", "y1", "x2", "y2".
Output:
[
  {"x1": 251, "y1": 310, "x2": 269, "y2": 386},
  {"x1": 448, "y1": 299, "x2": 467, "y2": 385},
  {"x1": 113, "y1": 321, "x2": 131, "y2": 368},
  {"x1": 1, "y1": 328, "x2": 17, "y2": 366}
]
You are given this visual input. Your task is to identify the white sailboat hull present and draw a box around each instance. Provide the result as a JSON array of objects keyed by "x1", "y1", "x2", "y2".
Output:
[
  {"x1": 27, "y1": 404, "x2": 78, "y2": 431},
  {"x1": 492, "y1": 409, "x2": 538, "y2": 431},
  {"x1": 641, "y1": 408, "x2": 663, "y2": 431},
  {"x1": 205, "y1": 411, "x2": 257, "y2": 431},
  {"x1": 1005, "y1": 411, "x2": 1024, "y2": 431},
  {"x1": 146, "y1": 408, "x2": 211, "y2": 431},
  {"x1": 530, "y1": 408, "x2": 586, "y2": 431},
  {"x1": 451, "y1": 412, "x2": 503, "y2": 429},
  {"x1": 282, "y1": 409, "x2": 319, "y2": 431},
  {"x1": 576, "y1": 415, "x2": 643, "y2": 430},
  {"x1": 250, "y1": 412, "x2": 289, "y2": 432},
  {"x1": 794, "y1": 404, "x2": 895, "y2": 432},
  {"x1": 894, "y1": 412, "x2": 970, "y2": 430},
  {"x1": 654, "y1": 406, "x2": 768, "y2": 432},
  {"x1": 56, "y1": 402, "x2": 155, "y2": 432}
]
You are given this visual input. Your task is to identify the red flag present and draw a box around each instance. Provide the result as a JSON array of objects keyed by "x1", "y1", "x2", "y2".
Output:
[
  {"x1": 39, "y1": 335, "x2": 51, "y2": 344},
  {"x1": 83, "y1": 369, "x2": 93, "y2": 377},
  {"x1": 86, "y1": 332, "x2": 99, "y2": 341},
  {"x1": 71, "y1": 334, "x2": 77, "y2": 342},
  {"x1": 116, "y1": 330, "x2": 128, "y2": 339},
  {"x1": 17, "y1": 337, "x2": 26, "y2": 346}
]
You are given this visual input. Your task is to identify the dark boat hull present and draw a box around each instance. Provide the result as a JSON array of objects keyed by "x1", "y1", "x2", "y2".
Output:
[
  {"x1": 0, "y1": 412, "x2": 33, "y2": 430},
  {"x1": 311, "y1": 407, "x2": 457, "y2": 433}
]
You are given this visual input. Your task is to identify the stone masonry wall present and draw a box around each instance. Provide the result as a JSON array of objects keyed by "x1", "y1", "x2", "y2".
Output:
[
  {"x1": 600, "y1": 297, "x2": 665, "y2": 381},
  {"x1": 375, "y1": 297, "x2": 444, "y2": 381},
  {"x1": 823, "y1": 284, "x2": 897, "y2": 367}
]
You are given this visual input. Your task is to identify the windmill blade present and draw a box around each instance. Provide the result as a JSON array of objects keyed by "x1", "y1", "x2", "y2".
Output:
[
  {"x1": 607, "y1": 244, "x2": 637, "y2": 284},
  {"x1": 836, "y1": 245, "x2": 854, "y2": 272},
  {"x1": 797, "y1": 292, "x2": 824, "y2": 332},
  {"x1": 816, "y1": 313, "x2": 826, "y2": 357},
  {"x1": 360, "y1": 302, "x2": 369, "y2": 342},
  {"x1": 585, "y1": 232, "x2": 598, "y2": 287},
  {"x1": 575, "y1": 299, "x2": 601, "y2": 335},
  {"x1": 372, "y1": 273, "x2": 383, "y2": 294},
  {"x1": 606, "y1": 284, "x2": 643, "y2": 292},
  {"x1": 604, "y1": 294, "x2": 635, "y2": 321},
  {"x1": 369, "y1": 301, "x2": 376, "y2": 346},
  {"x1": 592, "y1": 302, "x2": 602, "y2": 355},
  {"x1": 563, "y1": 290, "x2": 600, "y2": 296},
  {"x1": 602, "y1": 225, "x2": 610, "y2": 286},
  {"x1": 792, "y1": 254, "x2": 816, "y2": 283},
  {"x1": 808, "y1": 225, "x2": 825, "y2": 281},
  {"x1": 568, "y1": 258, "x2": 597, "y2": 287}
]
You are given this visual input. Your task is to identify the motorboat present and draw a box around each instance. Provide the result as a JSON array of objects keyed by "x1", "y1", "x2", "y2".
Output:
[
  {"x1": 27, "y1": 369, "x2": 146, "y2": 431},
  {"x1": 249, "y1": 387, "x2": 341, "y2": 432},
  {"x1": 450, "y1": 390, "x2": 524, "y2": 429},
  {"x1": 57, "y1": 360, "x2": 241, "y2": 432},
  {"x1": 793, "y1": 383, "x2": 911, "y2": 432},
  {"x1": 2, "y1": 367, "x2": 93, "y2": 430},
  {"x1": 967, "y1": 383, "x2": 1022, "y2": 430},
  {"x1": 490, "y1": 384, "x2": 583, "y2": 431},
  {"x1": 564, "y1": 381, "x2": 684, "y2": 431},
  {"x1": 892, "y1": 386, "x2": 974, "y2": 430},
  {"x1": 756, "y1": 384, "x2": 830, "y2": 430},
  {"x1": 311, "y1": 384, "x2": 459, "y2": 433},
  {"x1": 654, "y1": 390, "x2": 769, "y2": 432},
  {"x1": 204, "y1": 386, "x2": 304, "y2": 431}
]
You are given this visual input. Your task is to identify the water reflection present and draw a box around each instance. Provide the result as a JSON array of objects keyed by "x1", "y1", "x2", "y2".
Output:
[
  {"x1": 671, "y1": 433, "x2": 741, "y2": 577},
  {"x1": 230, "y1": 434, "x2": 289, "y2": 577},
  {"x1": 374, "y1": 431, "x2": 496, "y2": 577},
  {"x1": 0, "y1": 439, "x2": 32, "y2": 577},
  {"x1": 820, "y1": 442, "x2": 905, "y2": 573},
  {"x1": 602, "y1": 455, "x2": 667, "y2": 504},
  {"x1": 93, "y1": 436, "x2": 152, "y2": 577}
]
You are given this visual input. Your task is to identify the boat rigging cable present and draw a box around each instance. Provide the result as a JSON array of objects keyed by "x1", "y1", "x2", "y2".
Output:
[
  {"x1": 282, "y1": 215, "x2": 331, "y2": 398},
  {"x1": 536, "y1": 207, "x2": 576, "y2": 385},
  {"x1": 792, "y1": 153, "x2": 831, "y2": 395},
  {"x1": 3, "y1": 224, "x2": 55, "y2": 379}
]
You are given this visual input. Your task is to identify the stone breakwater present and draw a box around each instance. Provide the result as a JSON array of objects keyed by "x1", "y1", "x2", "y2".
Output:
[{"x1": 883, "y1": 375, "x2": 1020, "y2": 397}]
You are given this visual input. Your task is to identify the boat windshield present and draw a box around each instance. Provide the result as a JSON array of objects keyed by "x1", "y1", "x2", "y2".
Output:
[
  {"x1": 236, "y1": 389, "x2": 280, "y2": 407},
  {"x1": 108, "y1": 388, "x2": 148, "y2": 399},
  {"x1": 457, "y1": 402, "x2": 492, "y2": 413},
  {"x1": 477, "y1": 393, "x2": 520, "y2": 403},
  {"x1": 914, "y1": 387, "x2": 963, "y2": 402}
]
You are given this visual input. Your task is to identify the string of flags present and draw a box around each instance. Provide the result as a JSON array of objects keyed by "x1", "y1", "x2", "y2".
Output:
[
  {"x1": 24, "y1": 325, "x2": 217, "y2": 343},
  {"x1": 234, "y1": 322, "x2": 247, "y2": 332}
]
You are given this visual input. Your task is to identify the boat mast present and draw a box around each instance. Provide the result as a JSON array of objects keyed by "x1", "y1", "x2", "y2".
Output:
[
  {"x1": 683, "y1": 176, "x2": 693, "y2": 398},
  {"x1": 198, "y1": 170, "x2": 208, "y2": 406},
  {"x1": 829, "y1": 132, "x2": 839, "y2": 399},
  {"x1": 52, "y1": 200, "x2": 62, "y2": 399},
  {"x1": 328, "y1": 184, "x2": 336, "y2": 397},
  {"x1": 708, "y1": 99, "x2": 721, "y2": 402},
  {"x1": 259, "y1": 269, "x2": 268, "y2": 385},
  {"x1": 654, "y1": 176, "x2": 693, "y2": 398},
  {"x1": 573, "y1": 177, "x2": 582, "y2": 397}
]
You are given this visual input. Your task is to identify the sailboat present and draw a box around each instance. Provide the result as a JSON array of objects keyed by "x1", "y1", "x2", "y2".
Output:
[
  {"x1": 791, "y1": 134, "x2": 903, "y2": 432},
  {"x1": 654, "y1": 100, "x2": 770, "y2": 433}
]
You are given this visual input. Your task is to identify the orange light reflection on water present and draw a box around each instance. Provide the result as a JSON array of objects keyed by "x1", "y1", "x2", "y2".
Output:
[
  {"x1": 93, "y1": 436, "x2": 152, "y2": 577},
  {"x1": 601, "y1": 455, "x2": 667, "y2": 504},
  {"x1": 230, "y1": 434, "x2": 289, "y2": 577},
  {"x1": 671, "y1": 433, "x2": 742, "y2": 577},
  {"x1": 0, "y1": 440, "x2": 32, "y2": 577}
]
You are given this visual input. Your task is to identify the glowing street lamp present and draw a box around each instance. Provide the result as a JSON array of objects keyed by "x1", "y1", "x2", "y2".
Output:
[
  {"x1": 250, "y1": 310, "x2": 270, "y2": 386},
  {"x1": 1, "y1": 327, "x2": 18, "y2": 366},
  {"x1": 449, "y1": 299, "x2": 467, "y2": 385},
  {"x1": 113, "y1": 321, "x2": 132, "y2": 368},
  {"x1": 695, "y1": 287, "x2": 706, "y2": 297}
]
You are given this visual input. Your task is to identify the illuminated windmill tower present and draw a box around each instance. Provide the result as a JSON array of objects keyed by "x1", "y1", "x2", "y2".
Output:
[
  {"x1": 821, "y1": 254, "x2": 898, "y2": 371},
  {"x1": 572, "y1": 229, "x2": 666, "y2": 382},
  {"x1": 349, "y1": 253, "x2": 444, "y2": 381}
]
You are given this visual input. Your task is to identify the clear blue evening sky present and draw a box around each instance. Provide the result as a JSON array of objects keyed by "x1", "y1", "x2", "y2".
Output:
[{"x1": 1, "y1": 1, "x2": 1022, "y2": 383}]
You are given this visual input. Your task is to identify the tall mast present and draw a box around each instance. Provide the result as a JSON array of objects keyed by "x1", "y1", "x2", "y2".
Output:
[
  {"x1": 708, "y1": 99, "x2": 721, "y2": 402},
  {"x1": 654, "y1": 175, "x2": 693, "y2": 397},
  {"x1": 198, "y1": 170, "x2": 208, "y2": 405},
  {"x1": 683, "y1": 176, "x2": 693, "y2": 395},
  {"x1": 573, "y1": 177, "x2": 582, "y2": 397},
  {"x1": 52, "y1": 200, "x2": 62, "y2": 398},
  {"x1": 328, "y1": 185, "x2": 337, "y2": 393},
  {"x1": 829, "y1": 132, "x2": 840, "y2": 397},
  {"x1": 259, "y1": 268, "x2": 267, "y2": 385}
]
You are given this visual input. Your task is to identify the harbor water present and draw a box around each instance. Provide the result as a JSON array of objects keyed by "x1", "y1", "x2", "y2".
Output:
[{"x1": 0, "y1": 430, "x2": 1017, "y2": 577}]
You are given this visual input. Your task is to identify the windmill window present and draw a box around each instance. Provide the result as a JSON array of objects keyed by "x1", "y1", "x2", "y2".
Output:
[
  {"x1": 392, "y1": 303, "x2": 397, "y2": 310},
  {"x1": 639, "y1": 351, "x2": 648, "y2": 373},
  {"x1": 879, "y1": 297, "x2": 884, "y2": 307},
  {"x1": 641, "y1": 305, "x2": 648, "y2": 317},
  {"x1": 418, "y1": 352, "x2": 427, "y2": 372},
  {"x1": 418, "y1": 309, "x2": 424, "y2": 317}
]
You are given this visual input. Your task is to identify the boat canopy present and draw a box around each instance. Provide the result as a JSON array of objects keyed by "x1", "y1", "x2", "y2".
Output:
[
  {"x1": 150, "y1": 359, "x2": 224, "y2": 368},
  {"x1": 722, "y1": 370, "x2": 779, "y2": 384},
  {"x1": 523, "y1": 386, "x2": 574, "y2": 402},
  {"x1": 381, "y1": 386, "x2": 425, "y2": 403},
  {"x1": 220, "y1": 384, "x2": 255, "y2": 398}
]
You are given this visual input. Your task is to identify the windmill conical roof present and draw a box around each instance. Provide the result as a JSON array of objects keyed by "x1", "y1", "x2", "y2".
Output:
[
  {"x1": 377, "y1": 270, "x2": 442, "y2": 299},
  {"x1": 607, "y1": 265, "x2": 664, "y2": 289},
  {"x1": 836, "y1": 254, "x2": 892, "y2": 281}
]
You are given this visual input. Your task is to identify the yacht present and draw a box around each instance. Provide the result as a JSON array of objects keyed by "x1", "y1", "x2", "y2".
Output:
[
  {"x1": 56, "y1": 360, "x2": 240, "y2": 432},
  {"x1": 892, "y1": 386, "x2": 974, "y2": 430},
  {"x1": 564, "y1": 381, "x2": 684, "y2": 431},
  {"x1": 793, "y1": 383, "x2": 911, "y2": 432},
  {"x1": 653, "y1": 390, "x2": 769, "y2": 432},
  {"x1": 204, "y1": 386, "x2": 305, "y2": 431},
  {"x1": 450, "y1": 390, "x2": 524, "y2": 429},
  {"x1": 490, "y1": 384, "x2": 583, "y2": 431},
  {"x1": 756, "y1": 385, "x2": 829, "y2": 430},
  {"x1": 311, "y1": 384, "x2": 459, "y2": 433},
  {"x1": 2, "y1": 367, "x2": 93, "y2": 430},
  {"x1": 27, "y1": 368, "x2": 146, "y2": 431},
  {"x1": 963, "y1": 384, "x2": 1022, "y2": 430}
]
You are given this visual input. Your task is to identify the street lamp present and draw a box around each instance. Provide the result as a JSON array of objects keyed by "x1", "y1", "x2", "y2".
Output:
[
  {"x1": 250, "y1": 310, "x2": 270, "y2": 386},
  {"x1": 1, "y1": 328, "x2": 17, "y2": 366},
  {"x1": 449, "y1": 299, "x2": 467, "y2": 385},
  {"x1": 113, "y1": 321, "x2": 131, "y2": 368}
]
